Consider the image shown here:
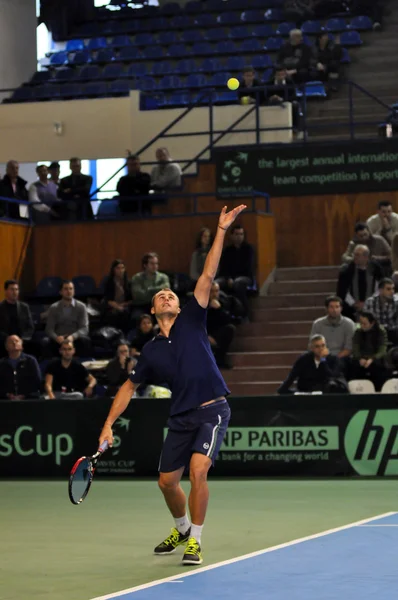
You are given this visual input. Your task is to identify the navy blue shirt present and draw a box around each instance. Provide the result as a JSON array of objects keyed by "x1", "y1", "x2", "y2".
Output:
[{"x1": 129, "y1": 297, "x2": 230, "y2": 415}]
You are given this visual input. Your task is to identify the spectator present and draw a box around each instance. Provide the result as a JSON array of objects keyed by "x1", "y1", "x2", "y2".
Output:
[
  {"x1": 207, "y1": 282, "x2": 236, "y2": 369},
  {"x1": 105, "y1": 341, "x2": 135, "y2": 396},
  {"x1": 0, "y1": 160, "x2": 28, "y2": 220},
  {"x1": 0, "y1": 335, "x2": 41, "y2": 400},
  {"x1": 48, "y1": 161, "x2": 60, "y2": 186},
  {"x1": 0, "y1": 280, "x2": 34, "y2": 357},
  {"x1": 277, "y1": 29, "x2": 313, "y2": 84},
  {"x1": 366, "y1": 200, "x2": 398, "y2": 246},
  {"x1": 314, "y1": 32, "x2": 342, "y2": 90},
  {"x1": 364, "y1": 278, "x2": 398, "y2": 345},
  {"x1": 130, "y1": 253, "x2": 170, "y2": 318},
  {"x1": 337, "y1": 245, "x2": 383, "y2": 321},
  {"x1": 150, "y1": 147, "x2": 182, "y2": 191},
  {"x1": 28, "y1": 164, "x2": 62, "y2": 223},
  {"x1": 102, "y1": 259, "x2": 133, "y2": 333},
  {"x1": 57, "y1": 157, "x2": 93, "y2": 221},
  {"x1": 278, "y1": 334, "x2": 347, "y2": 394},
  {"x1": 189, "y1": 227, "x2": 213, "y2": 283},
  {"x1": 217, "y1": 224, "x2": 255, "y2": 318},
  {"x1": 264, "y1": 66, "x2": 300, "y2": 130},
  {"x1": 129, "y1": 314, "x2": 157, "y2": 356},
  {"x1": 45, "y1": 280, "x2": 91, "y2": 357},
  {"x1": 342, "y1": 222, "x2": 391, "y2": 275},
  {"x1": 310, "y1": 295, "x2": 356, "y2": 358},
  {"x1": 117, "y1": 155, "x2": 151, "y2": 215},
  {"x1": 238, "y1": 66, "x2": 264, "y2": 105},
  {"x1": 44, "y1": 340, "x2": 96, "y2": 399},
  {"x1": 349, "y1": 311, "x2": 388, "y2": 391}
]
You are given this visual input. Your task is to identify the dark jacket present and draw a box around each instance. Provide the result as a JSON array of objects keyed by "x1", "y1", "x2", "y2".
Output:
[
  {"x1": 117, "y1": 172, "x2": 151, "y2": 198},
  {"x1": 264, "y1": 78, "x2": 297, "y2": 103},
  {"x1": 58, "y1": 173, "x2": 93, "y2": 219},
  {"x1": 238, "y1": 78, "x2": 265, "y2": 104},
  {"x1": 0, "y1": 300, "x2": 34, "y2": 340},
  {"x1": 103, "y1": 276, "x2": 132, "y2": 306},
  {"x1": 337, "y1": 261, "x2": 383, "y2": 304},
  {"x1": 207, "y1": 294, "x2": 234, "y2": 334},
  {"x1": 130, "y1": 329, "x2": 155, "y2": 353},
  {"x1": 278, "y1": 352, "x2": 344, "y2": 394},
  {"x1": 218, "y1": 242, "x2": 255, "y2": 282},
  {"x1": 314, "y1": 40, "x2": 342, "y2": 71},
  {"x1": 106, "y1": 357, "x2": 132, "y2": 395},
  {"x1": 277, "y1": 42, "x2": 314, "y2": 75},
  {"x1": 0, "y1": 353, "x2": 41, "y2": 399},
  {"x1": 352, "y1": 324, "x2": 388, "y2": 360},
  {"x1": 0, "y1": 175, "x2": 28, "y2": 219}
]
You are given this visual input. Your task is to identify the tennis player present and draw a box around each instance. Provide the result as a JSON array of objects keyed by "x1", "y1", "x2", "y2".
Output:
[{"x1": 99, "y1": 204, "x2": 246, "y2": 565}]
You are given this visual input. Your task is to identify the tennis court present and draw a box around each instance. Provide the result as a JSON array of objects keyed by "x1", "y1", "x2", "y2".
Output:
[{"x1": 2, "y1": 479, "x2": 398, "y2": 600}]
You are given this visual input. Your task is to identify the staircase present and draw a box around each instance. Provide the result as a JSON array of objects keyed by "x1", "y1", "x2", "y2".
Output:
[{"x1": 224, "y1": 266, "x2": 339, "y2": 395}]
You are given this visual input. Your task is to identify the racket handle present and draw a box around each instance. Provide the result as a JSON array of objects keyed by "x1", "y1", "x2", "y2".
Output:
[{"x1": 98, "y1": 440, "x2": 109, "y2": 453}]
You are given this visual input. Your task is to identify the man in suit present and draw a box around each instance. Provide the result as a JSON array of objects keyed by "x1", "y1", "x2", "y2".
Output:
[
  {"x1": 57, "y1": 157, "x2": 93, "y2": 220},
  {"x1": 0, "y1": 280, "x2": 34, "y2": 357},
  {"x1": 117, "y1": 155, "x2": 151, "y2": 215},
  {"x1": 0, "y1": 160, "x2": 28, "y2": 220},
  {"x1": 278, "y1": 334, "x2": 347, "y2": 394}
]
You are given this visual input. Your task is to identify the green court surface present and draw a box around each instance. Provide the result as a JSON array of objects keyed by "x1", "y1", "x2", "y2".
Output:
[{"x1": 2, "y1": 479, "x2": 398, "y2": 600}]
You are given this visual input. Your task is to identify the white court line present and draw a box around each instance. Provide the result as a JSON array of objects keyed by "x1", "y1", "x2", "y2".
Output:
[
  {"x1": 91, "y1": 511, "x2": 396, "y2": 600},
  {"x1": 358, "y1": 524, "x2": 398, "y2": 527}
]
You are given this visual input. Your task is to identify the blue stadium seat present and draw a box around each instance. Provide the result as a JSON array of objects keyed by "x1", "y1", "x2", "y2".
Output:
[
  {"x1": 264, "y1": 8, "x2": 284, "y2": 20},
  {"x1": 229, "y1": 25, "x2": 250, "y2": 39},
  {"x1": 66, "y1": 39, "x2": 85, "y2": 52},
  {"x1": 265, "y1": 37, "x2": 283, "y2": 50},
  {"x1": 251, "y1": 0, "x2": 281, "y2": 6},
  {"x1": 241, "y1": 10, "x2": 264, "y2": 23},
  {"x1": 119, "y1": 46, "x2": 142, "y2": 61},
  {"x1": 109, "y1": 79, "x2": 131, "y2": 96},
  {"x1": 195, "y1": 14, "x2": 217, "y2": 27},
  {"x1": 30, "y1": 71, "x2": 52, "y2": 84},
  {"x1": 148, "y1": 17, "x2": 169, "y2": 31},
  {"x1": 133, "y1": 33, "x2": 155, "y2": 46},
  {"x1": 9, "y1": 87, "x2": 33, "y2": 102},
  {"x1": 181, "y1": 30, "x2": 204, "y2": 43},
  {"x1": 228, "y1": 0, "x2": 248, "y2": 9},
  {"x1": 136, "y1": 77, "x2": 158, "y2": 91},
  {"x1": 82, "y1": 81, "x2": 108, "y2": 97},
  {"x1": 340, "y1": 30, "x2": 363, "y2": 46},
  {"x1": 209, "y1": 72, "x2": 232, "y2": 86},
  {"x1": 262, "y1": 68, "x2": 273, "y2": 82},
  {"x1": 72, "y1": 276, "x2": 98, "y2": 296},
  {"x1": 158, "y1": 31, "x2": 178, "y2": 45},
  {"x1": 192, "y1": 42, "x2": 214, "y2": 55},
  {"x1": 340, "y1": 47, "x2": 351, "y2": 64},
  {"x1": 35, "y1": 276, "x2": 63, "y2": 298},
  {"x1": 92, "y1": 48, "x2": 116, "y2": 63},
  {"x1": 297, "y1": 81, "x2": 327, "y2": 98},
  {"x1": 97, "y1": 199, "x2": 121, "y2": 218},
  {"x1": 54, "y1": 68, "x2": 75, "y2": 82},
  {"x1": 326, "y1": 17, "x2": 347, "y2": 32},
  {"x1": 128, "y1": 63, "x2": 148, "y2": 77},
  {"x1": 87, "y1": 37, "x2": 107, "y2": 51},
  {"x1": 276, "y1": 22, "x2": 296, "y2": 35},
  {"x1": 77, "y1": 65, "x2": 101, "y2": 81},
  {"x1": 58, "y1": 83, "x2": 84, "y2": 99},
  {"x1": 199, "y1": 57, "x2": 223, "y2": 72},
  {"x1": 50, "y1": 51, "x2": 67, "y2": 66},
  {"x1": 204, "y1": 29, "x2": 228, "y2": 42},
  {"x1": 70, "y1": 50, "x2": 90, "y2": 65},
  {"x1": 119, "y1": 19, "x2": 138, "y2": 33},
  {"x1": 168, "y1": 43, "x2": 191, "y2": 57},
  {"x1": 167, "y1": 92, "x2": 190, "y2": 106},
  {"x1": 217, "y1": 11, "x2": 241, "y2": 25},
  {"x1": 102, "y1": 63, "x2": 124, "y2": 79},
  {"x1": 184, "y1": 1, "x2": 203, "y2": 13},
  {"x1": 207, "y1": 0, "x2": 227, "y2": 10},
  {"x1": 109, "y1": 35, "x2": 131, "y2": 48},
  {"x1": 251, "y1": 54, "x2": 273, "y2": 69},
  {"x1": 34, "y1": 84, "x2": 60, "y2": 100},
  {"x1": 186, "y1": 73, "x2": 207, "y2": 88},
  {"x1": 252, "y1": 24, "x2": 274, "y2": 37},
  {"x1": 158, "y1": 75, "x2": 182, "y2": 90},
  {"x1": 161, "y1": 2, "x2": 181, "y2": 15},
  {"x1": 241, "y1": 38, "x2": 262, "y2": 52},
  {"x1": 171, "y1": 15, "x2": 193, "y2": 29},
  {"x1": 74, "y1": 21, "x2": 101, "y2": 36},
  {"x1": 301, "y1": 20, "x2": 323, "y2": 34},
  {"x1": 215, "y1": 90, "x2": 238, "y2": 103},
  {"x1": 226, "y1": 56, "x2": 245, "y2": 71},
  {"x1": 142, "y1": 46, "x2": 164, "y2": 59},
  {"x1": 216, "y1": 40, "x2": 238, "y2": 54},
  {"x1": 175, "y1": 59, "x2": 199, "y2": 74},
  {"x1": 150, "y1": 61, "x2": 173, "y2": 75}
]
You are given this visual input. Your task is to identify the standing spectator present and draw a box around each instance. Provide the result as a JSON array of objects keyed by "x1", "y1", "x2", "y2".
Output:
[
  {"x1": 57, "y1": 157, "x2": 93, "y2": 221},
  {"x1": 364, "y1": 278, "x2": 398, "y2": 345},
  {"x1": 0, "y1": 160, "x2": 28, "y2": 220},
  {"x1": 366, "y1": 201, "x2": 398, "y2": 246},
  {"x1": 314, "y1": 32, "x2": 342, "y2": 90},
  {"x1": 28, "y1": 164, "x2": 61, "y2": 223},
  {"x1": 342, "y1": 222, "x2": 391, "y2": 274},
  {"x1": 0, "y1": 280, "x2": 34, "y2": 357},
  {"x1": 207, "y1": 282, "x2": 236, "y2": 369},
  {"x1": 130, "y1": 253, "x2": 170, "y2": 318},
  {"x1": 45, "y1": 280, "x2": 91, "y2": 356},
  {"x1": 310, "y1": 295, "x2": 356, "y2": 357},
  {"x1": 349, "y1": 311, "x2": 388, "y2": 391},
  {"x1": 105, "y1": 341, "x2": 135, "y2": 396},
  {"x1": 238, "y1": 66, "x2": 264, "y2": 105},
  {"x1": 150, "y1": 147, "x2": 182, "y2": 191},
  {"x1": 48, "y1": 161, "x2": 61, "y2": 186},
  {"x1": 277, "y1": 29, "x2": 314, "y2": 84},
  {"x1": 337, "y1": 245, "x2": 383, "y2": 321},
  {"x1": 129, "y1": 314, "x2": 157, "y2": 356},
  {"x1": 44, "y1": 340, "x2": 96, "y2": 399},
  {"x1": 0, "y1": 335, "x2": 41, "y2": 400},
  {"x1": 117, "y1": 155, "x2": 151, "y2": 215},
  {"x1": 190, "y1": 227, "x2": 213, "y2": 283},
  {"x1": 278, "y1": 334, "x2": 346, "y2": 394},
  {"x1": 217, "y1": 224, "x2": 255, "y2": 318},
  {"x1": 102, "y1": 259, "x2": 132, "y2": 333}
]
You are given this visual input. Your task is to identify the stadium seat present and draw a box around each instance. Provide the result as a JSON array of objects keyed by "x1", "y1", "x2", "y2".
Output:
[
  {"x1": 93, "y1": 48, "x2": 116, "y2": 63},
  {"x1": 167, "y1": 92, "x2": 190, "y2": 106},
  {"x1": 186, "y1": 73, "x2": 207, "y2": 88},
  {"x1": 127, "y1": 63, "x2": 148, "y2": 77},
  {"x1": 72, "y1": 276, "x2": 98, "y2": 296},
  {"x1": 161, "y1": 2, "x2": 181, "y2": 15},
  {"x1": 340, "y1": 30, "x2": 363, "y2": 46},
  {"x1": 229, "y1": 25, "x2": 250, "y2": 39},
  {"x1": 184, "y1": 1, "x2": 203, "y2": 13},
  {"x1": 144, "y1": 17, "x2": 169, "y2": 31},
  {"x1": 133, "y1": 33, "x2": 155, "y2": 46},
  {"x1": 195, "y1": 13, "x2": 217, "y2": 27},
  {"x1": 192, "y1": 42, "x2": 214, "y2": 56},
  {"x1": 265, "y1": 37, "x2": 283, "y2": 50},
  {"x1": 66, "y1": 39, "x2": 85, "y2": 52},
  {"x1": 8, "y1": 87, "x2": 33, "y2": 103},
  {"x1": 326, "y1": 17, "x2": 347, "y2": 32},
  {"x1": 77, "y1": 65, "x2": 101, "y2": 81},
  {"x1": 150, "y1": 61, "x2": 173, "y2": 76},
  {"x1": 241, "y1": 38, "x2": 262, "y2": 52},
  {"x1": 251, "y1": 54, "x2": 273, "y2": 69},
  {"x1": 209, "y1": 72, "x2": 232, "y2": 87},
  {"x1": 301, "y1": 20, "x2": 323, "y2": 34},
  {"x1": 97, "y1": 199, "x2": 121, "y2": 219},
  {"x1": 276, "y1": 22, "x2": 296, "y2": 36},
  {"x1": 30, "y1": 71, "x2": 52, "y2": 84},
  {"x1": 50, "y1": 51, "x2": 67, "y2": 66},
  {"x1": 199, "y1": 58, "x2": 223, "y2": 72},
  {"x1": 35, "y1": 276, "x2": 63, "y2": 298},
  {"x1": 181, "y1": 30, "x2": 204, "y2": 43},
  {"x1": 82, "y1": 81, "x2": 108, "y2": 97},
  {"x1": 158, "y1": 31, "x2": 179, "y2": 45},
  {"x1": 175, "y1": 59, "x2": 199, "y2": 74},
  {"x1": 119, "y1": 19, "x2": 138, "y2": 33},
  {"x1": 87, "y1": 37, "x2": 107, "y2": 51},
  {"x1": 109, "y1": 78, "x2": 131, "y2": 96},
  {"x1": 142, "y1": 46, "x2": 164, "y2": 60},
  {"x1": 102, "y1": 63, "x2": 124, "y2": 79},
  {"x1": 136, "y1": 77, "x2": 158, "y2": 91},
  {"x1": 381, "y1": 378, "x2": 398, "y2": 394},
  {"x1": 340, "y1": 47, "x2": 351, "y2": 64},
  {"x1": 34, "y1": 84, "x2": 60, "y2": 100},
  {"x1": 54, "y1": 68, "x2": 75, "y2": 82},
  {"x1": 168, "y1": 43, "x2": 191, "y2": 57},
  {"x1": 226, "y1": 56, "x2": 246, "y2": 71},
  {"x1": 241, "y1": 10, "x2": 264, "y2": 23},
  {"x1": 119, "y1": 46, "x2": 142, "y2": 61},
  {"x1": 217, "y1": 11, "x2": 241, "y2": 25},
  {"x1": 252, "y1": 24, "x2": 275, "y2": 37},
  {"x1": 348, "y1": 15, "x2": 373, "y2": 30},
  {"x1": 171, "y1": 14, "x2": 193, "y2": 29},
  {"x1": 158, "y1": 75, "x2": 182, "y2": 90},
  {"x1": 109, "y1": 35, "x2": 131, "y2": 48},
  {"x1": 348, "y1": 380, "x2": 376, "y2": 394},
  {"x1": 265, "y1": 8, "x2": 284, "y2": 20},
  {"x1": 215, "y1": 90, "x2": 238, "y2": 103},
  {"x1": 207, "y1": 0, "x2": 227, "y2": 11},
  {"x1": 262, "y1": 68, "x2": 273, "y2": 82},
  {"x1": 297, "y1": 81, "x2": 327, "y2": 98},
  {"x1": 204, "y1": 29, "x2": 228, "y2": 42},
  {"x1": 58, "y1": 83, "x2": 84, "y2": 99},
  {"x1": 228, "y1": 0, "x2": 248, "y2": 9},
  {"x1": 216, "y1": 41, "x2": 238, "y2": 54},
  {"x1": 70, "y1": 50, "x2": 90, "y2": 65}
]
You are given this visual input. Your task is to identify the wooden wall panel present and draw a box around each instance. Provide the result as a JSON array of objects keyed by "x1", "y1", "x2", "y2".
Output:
[
  {"x1": 256, "y1": 214, "x2": 276, "y2": 284},
  {"x1": 0, "y1": 222, "x2": 32, "y2": 299}
]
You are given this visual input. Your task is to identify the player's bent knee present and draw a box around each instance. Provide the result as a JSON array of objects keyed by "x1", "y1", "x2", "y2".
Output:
[
  {"x1": 189, "y1": 454, "x2": 212, "y2": 485},
  {"x1": 158, "y1": 472, "x2": 181, "y2": 492}
]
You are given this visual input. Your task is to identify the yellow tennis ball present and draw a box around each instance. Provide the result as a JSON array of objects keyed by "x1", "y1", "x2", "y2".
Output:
[
  {"x1": 227, "y1": 77, "x2": 240, "y2": 91},
  {"x1": 240, "y1": 96, "x2": 250, "y2": 105}
]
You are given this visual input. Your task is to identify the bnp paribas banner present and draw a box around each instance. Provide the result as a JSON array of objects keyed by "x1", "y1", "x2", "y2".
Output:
[{"x1": 1, "y1": 398, "x2": 398, "y2": 477}]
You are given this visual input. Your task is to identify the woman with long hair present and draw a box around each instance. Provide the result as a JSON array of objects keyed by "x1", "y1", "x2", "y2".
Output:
[
  {"x1": 189, "y1": 227, "x2": 213, "y2": 282},
  {"x1": 102, "y1": 259, "x2": 132, "y2": 332}
]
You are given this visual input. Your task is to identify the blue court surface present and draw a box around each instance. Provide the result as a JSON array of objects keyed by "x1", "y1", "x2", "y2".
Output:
[{"x1": 92, "y1": 512, "x2": 398, "y2": 600}]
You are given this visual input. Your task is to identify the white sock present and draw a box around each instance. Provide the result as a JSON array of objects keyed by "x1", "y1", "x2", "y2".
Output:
[
  {"x1": 174, "y1": 514, "x2": 191, "y2": 535},
  {"x1": 190, "y1": 523, "x2": 203, "y2": 544}
]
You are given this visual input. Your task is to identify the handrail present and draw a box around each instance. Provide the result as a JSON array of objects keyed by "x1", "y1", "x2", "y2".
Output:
[{"x1": 349, "y1": 81, "x2": 394, "y2": 113}]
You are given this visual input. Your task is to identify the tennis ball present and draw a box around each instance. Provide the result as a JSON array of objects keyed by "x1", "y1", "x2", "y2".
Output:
[
  {"x1": 240, "y1": 96, "x2": 250, "y2": 105},
  {"x1": 227, "y1": 77, "x2": 240, "y2": 91}
]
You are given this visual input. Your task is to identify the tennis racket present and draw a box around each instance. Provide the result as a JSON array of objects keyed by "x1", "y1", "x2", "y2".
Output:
[{"x1": 68, "y1": 440, "x2": 109, "y2": 505}]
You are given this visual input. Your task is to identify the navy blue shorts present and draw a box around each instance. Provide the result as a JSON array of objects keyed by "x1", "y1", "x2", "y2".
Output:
[{"x1": 159, "y1": 399, "x2": 231, "y2": 473}]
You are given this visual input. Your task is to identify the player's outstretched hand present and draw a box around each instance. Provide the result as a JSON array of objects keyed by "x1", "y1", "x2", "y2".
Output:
[
  {"x1": 218, "y1": 204, "x2": 247, "y2": 231},
  {"x1": 99, "y1": 424, "x2": 114, "y2": 448}
]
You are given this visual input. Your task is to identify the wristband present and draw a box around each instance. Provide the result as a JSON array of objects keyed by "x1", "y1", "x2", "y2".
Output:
[{"x1": 218, "y1": 225, "x2": 227, "y2": 231}]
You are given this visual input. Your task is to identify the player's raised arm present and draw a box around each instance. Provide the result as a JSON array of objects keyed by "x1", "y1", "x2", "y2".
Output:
[
  {"x1": 99, "y1": 379, "x2": 137, "y2": 447},
  {"x1": 194, "y1": 204, "x2": 247, "y2": 308}
]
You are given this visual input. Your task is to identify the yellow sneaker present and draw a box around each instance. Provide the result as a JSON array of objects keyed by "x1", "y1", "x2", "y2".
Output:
[
  {"x1": 182, "y1": 537, "x2": 203, "y2": 565},
  {"x1": 154, "y1": 527, "x2": 191, "y2": 555}
]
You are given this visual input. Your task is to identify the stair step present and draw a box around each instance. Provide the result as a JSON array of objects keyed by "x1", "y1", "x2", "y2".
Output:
[
  {"x1": 237, "y1": 321, "x2": 311, "y2": 337},
  {"x1": 269, "y1": 280, "x2": 336, "y2": 295},
  {"x1": 223, "y1": 366, "x2": 290, "y2": 383},
  {"x1": 253, "y1": 293, "x2": 329, "y2": 308},
  {"x1": 229, "y1": 382, "x2": 279, "y2": 396},
  {"x1": 252, "y1": 306, "x2": 324, "y2": 322},
  {"x1": 233, "y1": 335, "x2": 308, "y2": 352},
  {"x1": 229, "y1": 351, "x2": 302, "y2": 367},
  {"x1": 276, "y1": 266, "x2": 339, "y2": 281}
]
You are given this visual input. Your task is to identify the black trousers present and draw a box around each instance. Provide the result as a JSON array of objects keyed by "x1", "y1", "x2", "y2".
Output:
[
  {"x1": 211, "y1": 324, "x2": 236, "y2": 366},
  {"x1": 348, "y1": 359, "x2": 387, "y2": 392}
]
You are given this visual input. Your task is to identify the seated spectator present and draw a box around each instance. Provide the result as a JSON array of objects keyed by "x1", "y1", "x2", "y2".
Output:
[
  {"x1": 0, "y1": 279, "x2": 34, "y2": 357},
  {"x1": 117, "y1": 155, "x2": 151, "y2": 215},
  {"x1": 238, "y1": 66, "x2": 265, "y2": 105},
  {"x1": 45, "y1": 280, "x2": 91, "y2": 357},
  {"x1": 44, "y1": 340, "x2": 96, "y2": 399},
  {"x1": 0, "y1": 160, "x2": 28, "y2": 220},
  {"x1": 207, "y1": 282, "x2": 236, "y2": 369},
  {"x1": 48, "y1": 161, "x2": 60, "y2": 187},
  {"x1": 264, "y1": 66, "x2": 300, "y2": 129},
  {"x1": 310, "y1": 295, "x2": 356, "y2": 357},
  {"x1": 342, "y1": 222, "x2": 391, "y2": 275},
  {"x1": 130, "y1": 253, "x2": 170, "y2": 319},
  {"x1": 150, "y1": 147, "x2": 182, "y2": 191},
  {"x1": 349, "y1": 311, "x2": 388, "y2": 391},
  {"x1": 28, "y1": 164, "x2": 62, "y2": 223},
  {"x1": 337, "y1": 245, "x2": 383, "y2": 321},
  {"x1": 314, "y1": 32, "x2": 342, "y2": 90},
  {"x1": 190, "y1": 227, "x2": 213, "y2": 283},
  {"x1": 105, "y1": 341, "x2": 135, "y2": 396},
  {"x1": 217, "y1": 224, "x2": 255, "y2": 318},
  {"x1": 366, "y1": 200, "x2": 398, "y2": 246},
  {"x1": 277, "y1": 29, "x2": 313, "y2": 84},
  {"x1": 57, "y1": 157, "x2": 93, "y2": 220},
  {"x1": 278, "y1": 334, "x2": 347, "y2": 394},
  {"x1": 0, "y1": 335, "x2": 41, "y2": 400},
  {"x1": 102, "y1": 259, "x2": 132, "y2": 333},
  {"x1": 129, "y1": 314, "x2": 157, "y2": 356},
  {"x1": 364, "y1": 278, "x2": 398, "y2": 345}
]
